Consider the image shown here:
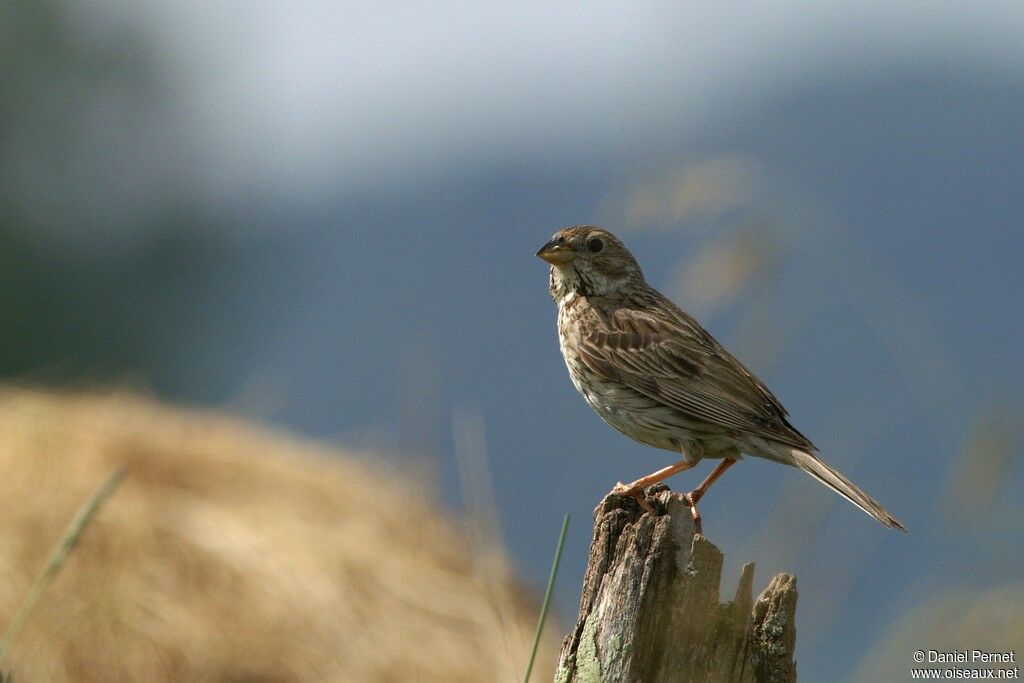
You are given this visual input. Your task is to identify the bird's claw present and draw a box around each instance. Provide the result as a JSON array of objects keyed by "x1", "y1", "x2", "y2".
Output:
[{"x1": 611, "y1": 482, "x2": 655, "y2": 514}]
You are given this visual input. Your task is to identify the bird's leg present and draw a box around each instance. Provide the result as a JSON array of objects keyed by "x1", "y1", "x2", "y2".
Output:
[
  {"x1": 611, "y1": 459, "x2": 698, "y2": 513},
  {"x1": 682, "y1": 458, "x2": 737, "y2": 536}
]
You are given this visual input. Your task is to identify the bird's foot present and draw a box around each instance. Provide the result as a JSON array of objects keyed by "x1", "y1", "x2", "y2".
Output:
[
  {"x1": 682, "y1": 491, "x2": 703, "y2": 537},
  {"x1": 611, "y1": 481, "x2": 655, "y2": 514}
]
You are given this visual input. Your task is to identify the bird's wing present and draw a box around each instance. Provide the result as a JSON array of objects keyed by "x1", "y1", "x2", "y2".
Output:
[{"x1": 576, "y1": 301, "x2": 814, "y2": 450}]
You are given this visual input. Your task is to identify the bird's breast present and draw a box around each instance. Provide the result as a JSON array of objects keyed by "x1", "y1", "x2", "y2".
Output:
[{"x1": 555, "y1": 308, "x2": 685, "y2": 452}]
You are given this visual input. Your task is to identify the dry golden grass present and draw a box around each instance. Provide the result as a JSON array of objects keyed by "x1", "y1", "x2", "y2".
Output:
[{"x1": 0, "y1": 386, "x2": 557, "y2": 682}]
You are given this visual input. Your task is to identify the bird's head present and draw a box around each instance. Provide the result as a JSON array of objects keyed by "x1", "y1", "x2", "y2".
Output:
[{"x1": 536, "y1": 226, "x2": 644, "y2": 299}]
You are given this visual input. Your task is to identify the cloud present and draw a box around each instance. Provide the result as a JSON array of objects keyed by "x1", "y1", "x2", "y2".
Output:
[
  {"x1": 8, "y1": 0, "x2": 1024, "y2": 247},
  {"x1": 97, "y1": 0, "x2": 1024, "y2": 196}
]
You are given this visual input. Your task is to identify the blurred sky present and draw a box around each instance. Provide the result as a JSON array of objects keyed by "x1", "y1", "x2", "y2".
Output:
[{"x1": 3, "y1": 2, "x2": 1024, "y2": 680}]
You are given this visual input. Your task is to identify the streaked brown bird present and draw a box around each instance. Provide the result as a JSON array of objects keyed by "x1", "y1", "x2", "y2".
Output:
[{"x1": 537, "y1": 226, "x2": 905, "y2": 532}]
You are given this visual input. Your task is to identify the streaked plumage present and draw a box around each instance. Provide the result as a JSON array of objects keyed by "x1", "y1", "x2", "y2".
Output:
[{"x1": 538, "y1": 226, "x2": 905, "y2": 531}]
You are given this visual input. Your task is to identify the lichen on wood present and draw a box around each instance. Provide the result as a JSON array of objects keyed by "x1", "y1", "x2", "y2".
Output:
[{"x1": 555, "y1": 485, "x2": 798, "y2": 683}]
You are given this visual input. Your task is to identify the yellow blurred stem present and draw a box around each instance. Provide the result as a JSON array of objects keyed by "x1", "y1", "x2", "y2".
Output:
[{"x1": 0, "y1": 463, "x2": 127, "y2": 667}]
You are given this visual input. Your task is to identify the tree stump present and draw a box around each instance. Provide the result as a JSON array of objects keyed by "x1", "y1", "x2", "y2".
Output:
[{"x1": 555, "y1": 485, "x2": 798, "y2": 683}]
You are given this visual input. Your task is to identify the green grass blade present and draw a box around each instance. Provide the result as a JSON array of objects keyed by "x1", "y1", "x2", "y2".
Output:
[
  {"x1": 523, "y1": 513, "x2": 570, "y2": 683},
  {"x1": 0, "y1": 463, "x2": 127, "y2": 667}
]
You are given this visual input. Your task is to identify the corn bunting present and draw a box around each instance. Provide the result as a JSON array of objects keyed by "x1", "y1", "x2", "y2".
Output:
[{"x1": 537, "y1": 226, "x2": 905, "y2": 532}]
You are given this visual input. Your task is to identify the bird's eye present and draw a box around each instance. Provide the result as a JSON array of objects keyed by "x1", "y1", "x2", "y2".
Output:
[{"x1": 587, "y1": 238, "x2": 604, "y2": 253}]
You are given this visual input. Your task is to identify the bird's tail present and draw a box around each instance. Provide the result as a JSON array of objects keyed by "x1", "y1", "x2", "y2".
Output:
[{"x1": 787, "y1": 448, "x2": 906, "y2": 531}]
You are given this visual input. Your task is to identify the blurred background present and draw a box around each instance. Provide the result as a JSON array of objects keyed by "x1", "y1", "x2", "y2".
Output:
[{"x1": 2, "y1": 1, "x2": 1023, "y2": 680}]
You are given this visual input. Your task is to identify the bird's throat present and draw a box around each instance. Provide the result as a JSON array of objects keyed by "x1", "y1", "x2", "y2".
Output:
[{"x1": 549, "y1": 265, "x2": 594, "y2": 302}]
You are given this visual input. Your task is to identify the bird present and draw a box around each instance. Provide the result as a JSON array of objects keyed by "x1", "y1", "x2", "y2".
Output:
[{"x1": 536, "y1": 226, "x2": 905, "y2": 533}]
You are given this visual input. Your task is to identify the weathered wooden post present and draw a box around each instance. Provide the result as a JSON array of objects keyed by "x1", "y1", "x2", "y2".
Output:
[{"x1": 555, "y1": 485, "x2": 798, "y2": 683}]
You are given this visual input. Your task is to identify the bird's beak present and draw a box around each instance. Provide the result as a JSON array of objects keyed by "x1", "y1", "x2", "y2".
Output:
[{"x1": 536, "y1": 240, "x2": 577, "y2": 265}]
